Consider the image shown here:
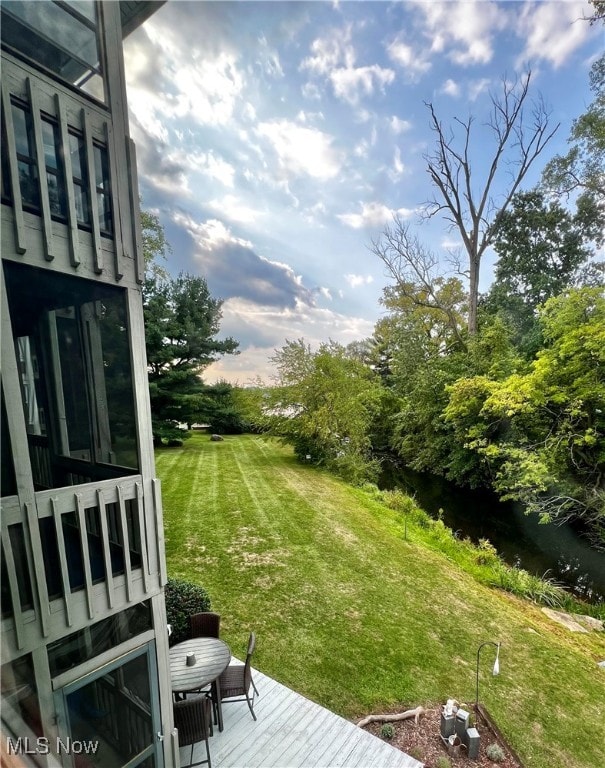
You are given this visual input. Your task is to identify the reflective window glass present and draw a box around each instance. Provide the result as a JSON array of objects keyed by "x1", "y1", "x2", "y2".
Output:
[{"x1": 1, "y1": 1, "x2": 105, "y2": 102}]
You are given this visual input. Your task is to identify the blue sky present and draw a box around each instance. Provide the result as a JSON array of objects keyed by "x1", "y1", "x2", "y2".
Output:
[{"x1": 123, "y1": 0, "x2": 602, "y2": 383}]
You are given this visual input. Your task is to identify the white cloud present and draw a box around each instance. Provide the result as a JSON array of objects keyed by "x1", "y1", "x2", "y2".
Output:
[
  {"x1": 386, "y1": 39, "x2": 431, "y2": 79},
  {"x1": 337, "y1": 201, "x2": 415, "y2": 229},
  {"x1": 300, "y1": 25, "x2": 356, "y2": 75},
  {"x1": 329, "y1": 64, "x2": 395, "y2": 106},
  {"x1": 388, "y1": 147, "x2": 405, "y2": 182},
  {"x1": 389, "y1": 115, "x2": 412, "y2": 134},
  {"x1": 344, "y1": 274, "x2": 374, "y2": 288},
  {"x1": 189, "y1": 151, "x2": 235, "y2": 187},
  {"x1": 468, "y1": 78, "x2": 491, "y2": 102},
  {"x1": 208, "y1": 195, "x2": 262, "y2": 224},
  {"x1": 125, "y1": 25, "x2": 246, "y2": 132},
  {"x1": 173, "y1": 214, "x2": 252, "y2": 251},
  {"x1": 319, "y1": 286, "x2": 333, "y2": 300},
  {"x1": 516, "y1": 1, "x2": 594, "y2": 68},
  {"x1": 301, "y1": 25, "x2": 394, "y2": 105},
  {"x1": 418, "y1": 1, "x2": 506, "y2": 67},
  {"x1": 257, "y1": 34, "x2": 284, "y2": 78},
  {"x1": 302, "y1": 201, "x2": 327, "y2": 224},
  {"x1": 296, "y1": 109, "x2": 325, "y2": 124},
  {"x1": 302, "y1": 81, "x2": 322, "y2": 100},
  {"x1": 441, "y1": 78, "x2": 461, "y2": 97},
  {"x1": 256, "y1": 120, "x2": 343, "y2": 180},
  {"x1": 204, "y1": 297, "x2": 376, "y2": 383}
]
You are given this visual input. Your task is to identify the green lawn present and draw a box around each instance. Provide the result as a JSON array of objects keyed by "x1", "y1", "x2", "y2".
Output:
[{"x1": 157, "y1": 433, "x2": 605, "y2": 768}]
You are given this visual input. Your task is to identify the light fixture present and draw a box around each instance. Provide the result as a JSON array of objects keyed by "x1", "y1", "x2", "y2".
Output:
[{"x1": 475, "y1": 641, "x2": 501, "y2": 707}]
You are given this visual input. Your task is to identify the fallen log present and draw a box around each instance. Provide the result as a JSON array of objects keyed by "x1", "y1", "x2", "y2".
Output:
[{"x1": 356, "y1": 706, "x2": 427, "y2": 728}]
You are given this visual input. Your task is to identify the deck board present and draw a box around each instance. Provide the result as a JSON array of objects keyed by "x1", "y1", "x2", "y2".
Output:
[{"x1": 180, "y1": 666, "x2": 423, "y2": 768}]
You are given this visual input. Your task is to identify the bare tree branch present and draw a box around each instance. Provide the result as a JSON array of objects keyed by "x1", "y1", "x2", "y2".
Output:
[
  {"x1": 423, "y1": 70, "x2": 559, "y2": 334},
  {"x1": 370, "y1": 216, "x2": 467, "y2": 350}
]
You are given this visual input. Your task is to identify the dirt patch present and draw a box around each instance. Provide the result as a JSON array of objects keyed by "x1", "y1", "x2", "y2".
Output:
[{"x1": 361, "y1": 705, "x2": 523, "y2": 768}]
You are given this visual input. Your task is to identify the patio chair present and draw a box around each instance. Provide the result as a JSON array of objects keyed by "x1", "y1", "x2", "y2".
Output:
[
  {"x1": 189, "y1": 612, "x2": 221, "y2": 639},
  {"x1": 215, "y1": 632, "x2": 259, "y2": 721},
  {"x1": 173, "y1": 695, "x2": 213, "y2": 768}
]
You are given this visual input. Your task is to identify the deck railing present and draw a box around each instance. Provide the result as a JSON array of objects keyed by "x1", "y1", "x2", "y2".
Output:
[{"x1": 0, "y1": 475, "x2": 164, "y2": 651}]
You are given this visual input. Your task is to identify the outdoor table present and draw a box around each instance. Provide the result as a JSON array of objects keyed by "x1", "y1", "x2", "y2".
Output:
[{"x1": 169, "y1": 637, "x2": 231, "y2": 732}]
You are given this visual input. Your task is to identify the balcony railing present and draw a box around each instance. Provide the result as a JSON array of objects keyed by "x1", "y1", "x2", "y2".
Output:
[
  {"x1": 0, "y1": 475, "x2": 165, "y2": 651},
  {"x1": 1, "y1": 53, "x2": 143, "y2": 285}
]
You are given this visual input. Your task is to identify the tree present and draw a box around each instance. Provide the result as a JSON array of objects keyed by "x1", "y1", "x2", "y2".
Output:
[
  {"x1": 424, "y1": 71, "x2": 558, "y2": 335},
  {"x1": 585, "y1": 0, "x2": 605, "y2": 24},
  {"x1": 141, "y1": 210, "x2": 239, "y2": 444},
  {"x1": 267, "y1": 340, "x2": 384, "y2": 483},
  {"x1": 371, "y1": 219, "x2": 468, "y2": 351},
  {"x1": 486, "y1": 189, "x2": 601, "y2": 355},
  {"x1": 445, "y1": 288, "x2": 605, "y2": 544},
  {"x1": 541, "y1": 53, "x2": 605, "y2": 230}
]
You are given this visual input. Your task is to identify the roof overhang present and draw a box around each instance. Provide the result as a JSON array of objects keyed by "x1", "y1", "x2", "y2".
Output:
[{"x1": 120, "y1": 1, "x2": 166, "y2": 38}]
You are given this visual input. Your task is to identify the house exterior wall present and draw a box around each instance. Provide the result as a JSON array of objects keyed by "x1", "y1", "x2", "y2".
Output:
[{"x1": 1, "y1": 3, "x2": 176, "y2": 766}]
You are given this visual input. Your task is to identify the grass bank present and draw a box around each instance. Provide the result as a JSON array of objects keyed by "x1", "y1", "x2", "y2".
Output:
[{"x1": 157, "y1": 433, "x2": 605, "y2": 768}]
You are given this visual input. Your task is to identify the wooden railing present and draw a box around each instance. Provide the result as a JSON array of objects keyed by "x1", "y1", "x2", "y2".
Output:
[
  {"x1": 1, "y1": 53, "x2": 143, "y2": 285},
  {"x1": 0, "y1": 475, "x2": 164, "y2": 650}
]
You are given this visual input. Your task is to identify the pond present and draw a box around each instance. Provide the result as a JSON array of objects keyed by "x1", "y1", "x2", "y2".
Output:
[{"x1": 379, "y1": 462, "x2": 605, "y2": 602}]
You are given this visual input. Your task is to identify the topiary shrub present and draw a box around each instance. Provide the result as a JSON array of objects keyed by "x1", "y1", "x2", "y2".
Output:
[
  {"x1": 380, "y1": 723, "x2": 394, "y2": 739},
  {"x1": 164, "y1": 577, "x2": 211, "y2": 646},
  {"x1": 486, "y1": 742, "x2": 505, "y2": 762}
]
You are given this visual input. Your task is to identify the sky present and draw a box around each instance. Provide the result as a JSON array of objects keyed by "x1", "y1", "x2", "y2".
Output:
[{"x1": 123, "y1": 0, "x2": 602, "y2": 384}]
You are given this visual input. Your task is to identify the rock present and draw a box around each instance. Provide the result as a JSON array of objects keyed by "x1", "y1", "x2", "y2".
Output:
[
  {"x1": 541, "y1": 608, "x2": 588, "y2": 632},
  {"x1": 598, "y1": 660, "x2": 605, "y2": 669},
  {"x1": 210, "y1": 434, "x2": 224, "y2": 442},
  {"x1": 572, "y1": 614, "x2": 604, "y2": 632}
]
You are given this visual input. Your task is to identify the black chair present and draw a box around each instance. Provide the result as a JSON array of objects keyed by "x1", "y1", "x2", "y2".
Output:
[
  {"x1": 215, "y1": 632, "x2": 259, "y2": 721},
  {"x1": 173, "y1": 696, "x2": 213, "y2": 768},
  {"x1": 189, "y1": 612, "x2": 221, "y2": 639}
]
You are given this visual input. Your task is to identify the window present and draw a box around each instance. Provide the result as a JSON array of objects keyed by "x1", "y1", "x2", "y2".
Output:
[
  {"x1": 69, "y1": 131, "x2": 91, "y2": 226},
  {"x1": 47, "y1": 602, "x2": 152, "y2": 676},
  {"x1": 1, "y1": 1, "x2": 105, "y2": 102},
  {"x1": 1, "y1": 390, "x2": 17, "y2": 498},
  {"x1": 11, "y1": 102, "x2": 39, "y2": 210},
  {"x1": 93, "y1": 143, "x2": 112, "y2": 235},
  {"x1": 4, "y1": 262, "x2": 140, "y2": 490},
  {"x1": 41, "y1": 117, "x2": 66, "y2": 218},
  {"x1": 54, "y1": 644, "x2": 162, "y2": 768},
  {"x1": 1, "y1": 106, "x2": 11, "y2": 203},
  {"x1": 1, "y1": 655, "x2": 43, "y2": 747}
]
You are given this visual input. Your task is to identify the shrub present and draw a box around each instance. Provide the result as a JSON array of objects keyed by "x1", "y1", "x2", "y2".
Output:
[
  {"x1": 164, "y1": 577, "x2": 212, "y2": 646},
  {"x1": 486, "y1": 742, "x2": 505, "y2": 762},
  {"x1": 435, "y1": 756, "x2": 451, "y2": 768},
  {"x1": 475, "y1": 538, "x2": 499, "y2": 566},
  {"x1": 380, "y1": 723, "x2": 394, "y2": 739}
]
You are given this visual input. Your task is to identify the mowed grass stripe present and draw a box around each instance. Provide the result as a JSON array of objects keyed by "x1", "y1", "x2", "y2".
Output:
[{"x1": 158, "y1": 433, "x2": 605, "y2": 768}]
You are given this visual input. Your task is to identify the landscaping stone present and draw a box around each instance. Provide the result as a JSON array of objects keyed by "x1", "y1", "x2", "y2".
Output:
[
  {"x1": 541, "y1": 608, "x2": 588, "y2": 632},
  {"x1": 210, "y1": 434, "x2": 224, "y2": 441}
]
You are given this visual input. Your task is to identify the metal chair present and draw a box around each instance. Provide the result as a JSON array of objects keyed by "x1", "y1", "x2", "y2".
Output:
[
  {"x1": 189, "y1": 611, "x2": 221, "y2": 639},
  {"x1": 215, "y1": 632, "x2": 259, "y2": 721},
  {"x1": 173, "y1": 695, "x2": 213, "y2": 768}
]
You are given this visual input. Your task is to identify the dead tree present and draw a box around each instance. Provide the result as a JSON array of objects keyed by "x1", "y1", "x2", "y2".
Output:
[{"x1": 424, "y1": 71, "x2": 559, "y2": 335}]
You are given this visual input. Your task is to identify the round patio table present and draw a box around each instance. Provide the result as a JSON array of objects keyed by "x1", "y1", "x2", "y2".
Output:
[{"x1": 169, "y1": 637, "x2": 231, "y2": 731}]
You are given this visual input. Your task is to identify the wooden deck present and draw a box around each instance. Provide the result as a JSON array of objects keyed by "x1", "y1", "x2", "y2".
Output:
[{"x1": 179, "y1": 666, "x2": 423, "y2": 768}]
